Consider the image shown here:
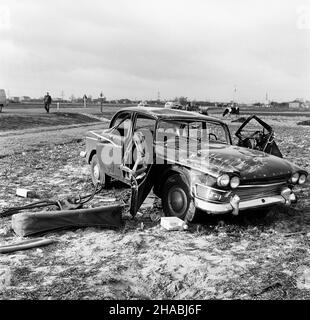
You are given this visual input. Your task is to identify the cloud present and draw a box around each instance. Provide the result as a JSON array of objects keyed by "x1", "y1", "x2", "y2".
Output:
[{"x1": 0, "y1": 0, "x2": 309, "y2": 101}]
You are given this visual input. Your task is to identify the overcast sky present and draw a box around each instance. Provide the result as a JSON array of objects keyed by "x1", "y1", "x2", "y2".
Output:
[{"x1": 0, "y1": 0, "x2": 309, "y2": 102}]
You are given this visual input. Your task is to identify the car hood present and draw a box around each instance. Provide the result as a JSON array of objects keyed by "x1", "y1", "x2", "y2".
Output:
[{"x1": 158, "y1": 141, "x2": 298, "y2": 182}]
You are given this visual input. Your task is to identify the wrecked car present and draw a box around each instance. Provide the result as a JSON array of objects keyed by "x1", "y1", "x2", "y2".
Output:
[{"x1": 83, "y1": 107, "x2": 308, "y2": 221}]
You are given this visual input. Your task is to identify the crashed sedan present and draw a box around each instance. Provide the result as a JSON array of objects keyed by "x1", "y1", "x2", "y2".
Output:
[{"x1": 83, "y1": 107, "x2": 308, "y2": 222}]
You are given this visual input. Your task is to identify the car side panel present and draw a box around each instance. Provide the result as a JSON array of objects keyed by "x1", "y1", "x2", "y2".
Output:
[{"x1": 85, "y1": 136, "x2": 98, "y2": 163}]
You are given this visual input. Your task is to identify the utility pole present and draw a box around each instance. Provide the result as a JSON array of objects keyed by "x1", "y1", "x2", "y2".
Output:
[
  {"x1": 265, "y1": 92, "x2": 269, "y2": 107},
  {"x1": 100, "y1": 91, "x2": 104, "y2": 113},
  {"x1": 157, "y1": 90, "x2": 161, "y2": 102},
  {"x1": 233, "y1": 85, "x2": 237, "y2": 105}
]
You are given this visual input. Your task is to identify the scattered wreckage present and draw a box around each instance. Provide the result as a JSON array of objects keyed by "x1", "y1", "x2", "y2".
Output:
[
  {"x1": 1, "y1": 184, "x2": 123, "y2": 243},
  {"x1": 0, "y1": 107, "x2": 308, "y2": 250},
  {"x1": 11, "y1": 204, "x2": 122, "y2": 237},
  {"x1": 84, "y1": 107, "x2": 308, "y2": 222}
]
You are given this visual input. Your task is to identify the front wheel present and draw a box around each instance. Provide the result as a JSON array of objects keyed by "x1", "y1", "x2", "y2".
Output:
[
  {"x1": 162, "y1": 174, "x2": 196, "y2": 221},
  {"x1": 90, "y1": 154, "x2": 110, "y2": 188}
]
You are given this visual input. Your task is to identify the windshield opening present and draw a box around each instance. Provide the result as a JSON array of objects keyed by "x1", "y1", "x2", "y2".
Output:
[{"x1": 156, "y1": 119, "x2": 230, "y2": 145}]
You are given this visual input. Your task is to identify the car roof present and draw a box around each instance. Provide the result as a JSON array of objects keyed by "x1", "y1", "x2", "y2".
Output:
[{"x1": 116, "y1": 106, "x2": 225, "y2": 124}]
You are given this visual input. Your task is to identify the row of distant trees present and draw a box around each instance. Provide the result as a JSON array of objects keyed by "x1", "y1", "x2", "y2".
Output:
[
  {"x1": 9, "y1": 94, "x2": 299, "y2": 108},
  {"x1": 173, "y1": 96, "x2": 218, "y2": 107},
  {"x1": 8, "y1": 95, "x2": 216, "y2": 106},
  {"x1": 174, "y1": 97, "x2": 306, "y2": 109}
]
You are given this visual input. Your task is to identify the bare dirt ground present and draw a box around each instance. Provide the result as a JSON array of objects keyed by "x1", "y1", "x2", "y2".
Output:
[{"x1": 0, "y1": 112, "x2": 310, "y2": 300}]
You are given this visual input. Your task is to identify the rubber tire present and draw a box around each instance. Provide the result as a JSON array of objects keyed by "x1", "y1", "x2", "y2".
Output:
[
  {"x1": 162, "y1": 174, "x2": 196, "y2": 221},
  {"x1": 90, "y1": 154, "x2": 110, "y2": 187}
]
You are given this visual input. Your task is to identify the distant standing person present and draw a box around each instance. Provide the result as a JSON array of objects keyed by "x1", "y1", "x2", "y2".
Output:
[
  {"x1": 43, "y1": 92, "x2": 52, "y2": 113},
  {"x1": 83, "y1": 94, "x2": 88, "y2": 108},
  {"x1": 100, "y1": 92, "x2": 104, "y2": 113}
]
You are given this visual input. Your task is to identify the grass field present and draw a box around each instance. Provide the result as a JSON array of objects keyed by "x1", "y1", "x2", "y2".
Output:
[
  {"x1": 3, "y1": 102, "x2": 132, "y2": 112},
  {"x1": 0, "y1": 108, "x2": 310, "y2": 299},
  {"x1": 0, "y1": 113, "x2": 102, "y2": 132}
]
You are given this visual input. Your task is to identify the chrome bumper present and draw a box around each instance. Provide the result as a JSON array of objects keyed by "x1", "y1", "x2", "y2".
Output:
[{"x1": 194, "y1": 191, "x2": 296, "y2": 215}]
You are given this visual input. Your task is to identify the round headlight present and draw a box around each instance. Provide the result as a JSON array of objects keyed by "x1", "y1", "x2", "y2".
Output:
[
  {"x1": 291, "y1": 172, "x2": 300, "y2": 184},
  {"x1": 217, "y1": 174, "x2": 230, "y2": 187},
  {"x1": 230, "y1": 176, "x2": 240, "y2": 189},
  {"x1": 298, "y1": 174, "x2": 307, "y2": 185}
]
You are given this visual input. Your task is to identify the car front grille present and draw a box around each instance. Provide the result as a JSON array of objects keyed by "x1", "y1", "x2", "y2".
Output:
[
  {"x1": 239, "y1": 174, "x2": 291, "y2": 185},
  {"x1": 235, "y1": 183, "x2": 286, "y2": 202}
]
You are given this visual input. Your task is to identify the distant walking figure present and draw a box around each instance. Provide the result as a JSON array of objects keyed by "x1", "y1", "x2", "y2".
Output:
[
  {"x1": 83, "y1": 94, "x2": 88, "y2": 108},
  {"x1": 100, "y1": 92, "x2": 104, "y2": 113},
  {"x1": 43, "y1": 92, "x2": 52, "y2": 113}
]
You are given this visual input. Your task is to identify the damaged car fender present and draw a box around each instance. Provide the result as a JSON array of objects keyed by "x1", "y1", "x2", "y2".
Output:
[
  {"x1": 153, "y1": 164, "x2": 192, "y2": 197},
  {"x1": 153, "y1": 165, "x2": 197, "y2": 221}
]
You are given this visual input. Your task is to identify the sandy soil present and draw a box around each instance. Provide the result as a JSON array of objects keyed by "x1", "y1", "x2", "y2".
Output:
[{"x1": 0, "y1": 115, "x2": 310, "y2": 300}]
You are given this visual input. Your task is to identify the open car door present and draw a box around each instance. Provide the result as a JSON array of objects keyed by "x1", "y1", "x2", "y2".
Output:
[
  {"x1": 120, "y1": 130, "x2": 156, "y2": 216},
  {"x1": 235, "y1": 115, "x2": 283, "y2": 158}
]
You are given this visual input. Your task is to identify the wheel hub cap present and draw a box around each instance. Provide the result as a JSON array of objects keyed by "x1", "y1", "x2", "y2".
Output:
[{"x1": 169, "y1": 188, "x2": 187, "y2": 215}]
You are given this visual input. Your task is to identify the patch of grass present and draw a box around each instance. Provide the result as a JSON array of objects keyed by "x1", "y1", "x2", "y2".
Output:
[
  {"x1": 92, "y1": 112, "x2": 120, "y2": 119},
  {"x1": 0, "y1": 112, "x2": 99, "y2": 132}
]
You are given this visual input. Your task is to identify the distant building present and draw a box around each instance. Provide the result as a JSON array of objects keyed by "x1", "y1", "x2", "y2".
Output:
[
  {"x1": 20, "y1": 96, "x2": 31, "y2": 102},
  {"x1": 289, "y1": 100, "x2": 304, "y2": 109},
  {"x1": 119, "y1": 98, "x2": 132, "y2": 104},
  {"x1": 0, "y1": 89, "x2": 7, "y2": 111},
  {"x1": 138, "y1": 101, "x2": 148, "y2": 107},
  {"x1": 304, "y1": 101, "x2": 310, "y2": 109},
  {"x1": 270, "y1": 101, "x2": 289, "y2": 109},
  {"x1": 11, "y1": 97, "x2": 20, "y2": 103}
]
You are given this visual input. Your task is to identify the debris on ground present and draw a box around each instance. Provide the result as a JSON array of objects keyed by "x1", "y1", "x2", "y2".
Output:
[
  {"x1": 297, "y1": 120, "x2": 310, "y2": 126},
  {"x1": 161, "y1": 217, "x2": 188, "y2": 231},
  {"x1": 284, "y1": 231, "x2": 307, "y2": 237},
  {"x1": 231, "y1": 117, "x2": 248, "y2": 123},
  {"x1": 11, "y1": 204, "x2": 123, "y2": 237},
  {"x1": 16, "y1": 188, "x2": 37, "y2": 198},
  {"x1": 0, "y1": 238, "x2": 57, "y2": 254},
  {"x1": 150, "y1": 212, "x2": 162, "y2": 222}
]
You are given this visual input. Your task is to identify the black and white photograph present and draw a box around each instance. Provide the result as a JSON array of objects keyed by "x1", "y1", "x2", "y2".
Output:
[{"x1": 1, "y1": 0, "x2": 310, "y2": 308}]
